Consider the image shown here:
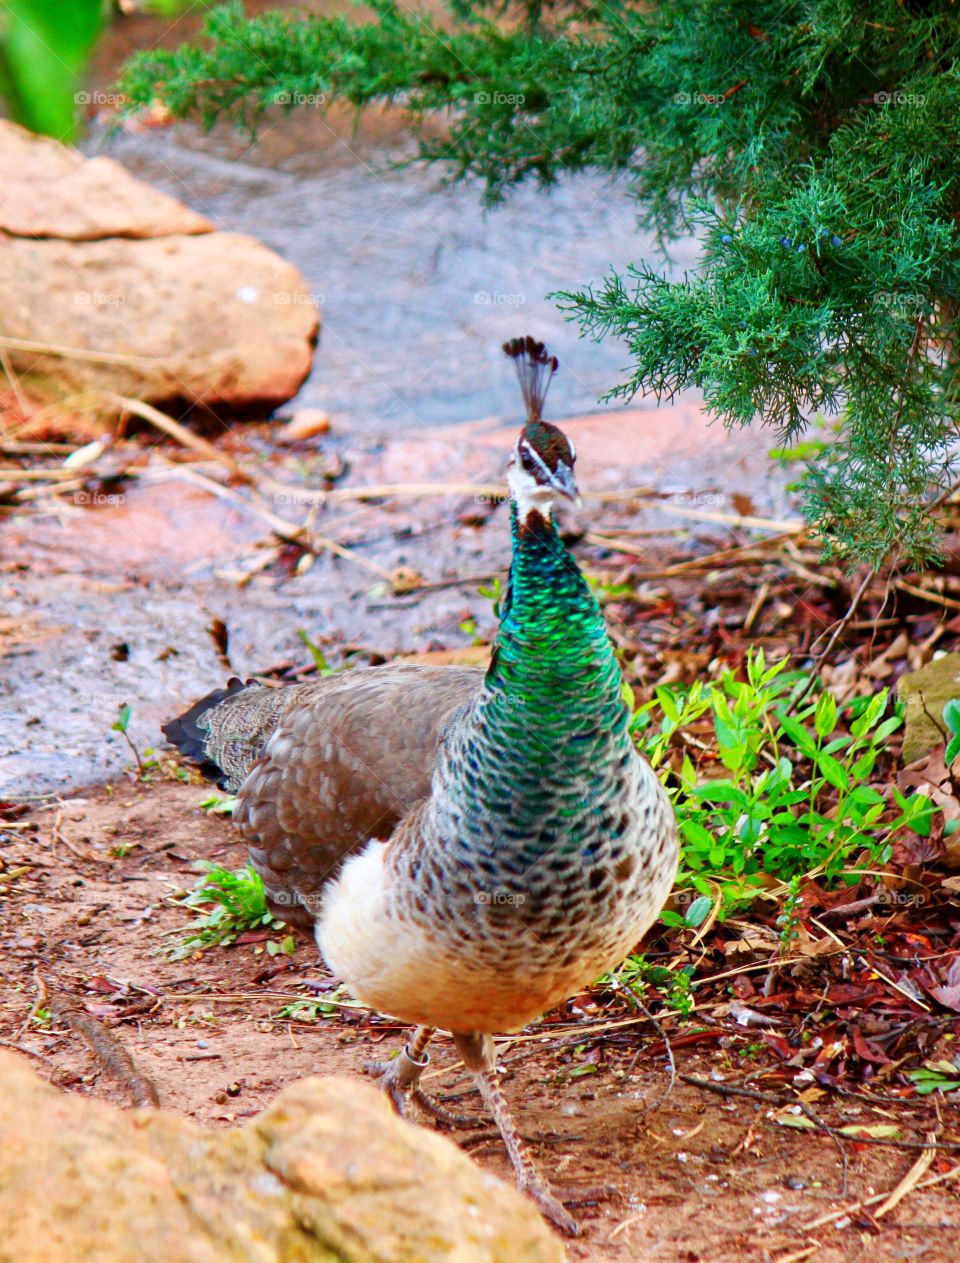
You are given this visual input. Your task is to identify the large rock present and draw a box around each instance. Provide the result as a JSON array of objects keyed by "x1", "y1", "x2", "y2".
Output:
[
  {"x1": 0, "y1": 1051, "x2": 563, "y2": 1263},
  {"x1": 0, "y1": 121, "x2": 213, "y2": 239},
  {"x1": 0, "y1": 121, "x2": 318, "y2": 417},
  {"x1": 898, "y1": 653, "x2": 960, "y2": 763}
]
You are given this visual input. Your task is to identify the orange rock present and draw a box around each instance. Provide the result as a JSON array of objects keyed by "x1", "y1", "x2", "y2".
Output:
[
  {"x1": 0, "y1": 120, "x2": 213, "y2": 240},
  {"x1": 0, "y1": 1050, "x2": 564, "y2": 1263}
]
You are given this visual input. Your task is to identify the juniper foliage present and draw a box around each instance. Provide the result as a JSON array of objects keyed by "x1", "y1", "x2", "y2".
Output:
[{"x1": 118, "y1": 0, "x2": 960, "y2": 565}]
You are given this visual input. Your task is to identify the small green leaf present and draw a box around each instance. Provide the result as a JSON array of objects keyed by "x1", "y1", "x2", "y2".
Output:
[
  {"x1": 684, "y1": 895, "x2": 712, "y2": 927},
  {"x1": 944, "y1": 698, "x2": 960, "y2": 736},
  {"x1": 777, "y1": 713, "x2": 818, "y2": 757},
  {"x1": 947, "y1": 735, "x2": 960, "y2": 767},
  {"x1": 816, "y1": 751, "x2": 850, "y2": 791},
  {"x1": 815, "y1": 691, "x2": 837, "y2": 738},
  {"x1": 774, "y1": 1113, "x2": 816, "y2": 1130},
  {"x1": 112, "y1": 703, "x2": 132, "y2": 734},
  {"x1": 568, "y1": 1063, "x2": 599, "y2": 1078}
]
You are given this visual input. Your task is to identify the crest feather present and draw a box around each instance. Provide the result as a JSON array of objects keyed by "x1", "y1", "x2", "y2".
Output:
[{"x1": 502, "y1": 335, "x2": 559, "y2": 422}]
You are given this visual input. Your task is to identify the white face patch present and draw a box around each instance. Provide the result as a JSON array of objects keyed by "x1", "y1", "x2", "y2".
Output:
[
  {"x1": 507, "y1": 458, "x2": 556, "y2": 519},
  {"x1": 506, "y1": 436, "x2": 573, "y2": 519}
]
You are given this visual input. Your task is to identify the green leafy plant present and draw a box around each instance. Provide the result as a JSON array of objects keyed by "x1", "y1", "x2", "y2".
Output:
[
  {"x1": 298, "y1": 629, "x2": 338, "y2": 674},
  {"x1": 198, "y1": 793, "x2": 237, "y2": 815},
  {"x1": 604, "y1": 956, "x2": 697, "y2": 1018},
  {"x1": 111, "y1": 702, "x2": 159, "y2": 780},
  {"x1": 276, "y1": 985, "x2": 361, "y2": 1021},
  {"x1": 634, "y1": 650, "x2": 936, "y2": 916},
  {"x1": 168, "y1": 862, "x2": 283, "y2": 959}
]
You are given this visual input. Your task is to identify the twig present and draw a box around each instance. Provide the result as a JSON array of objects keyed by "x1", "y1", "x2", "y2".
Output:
[
  {"x1": 818, "y1": 894, "x2": 882, "y2": 922},
  {"x1": 0, "y1": 343, "x2": 30, "y2": 415},
  {"x1": 895, "y1": 578, "x2": 960, "y2": 611},
  {"x1": 0, "y1": 1038, "x2": 48, "y2": 1061},
  {"x1": 743, "y1": 579, "x2": 771, "y2": 634},
  {"x1": 108, "y1": 395, "x2": 248, "y2": 483},
  {"x1": 0, "y1": 467, "x2": 80, "y2": 480},
  {"x1": 47, "y1": 990, "x2": 159, "y2": 1107},
  {"x1": 622, "y1": 990, "x2": 677, "y2": 1109},
  {"x1": 680, "y1": 1074, "x2": 960, "y2": 1153},
  {"x1": 873, "y1": 1139, "x2": 937, "y2": 1218},
  {"x1": 789, "y1": 568, "x2": 875, "y2": 710},
  {"x1": 801, "y1": 1162, "x2": 960, "y2": 1231},
  {"x1": 0, "y1": 441, "x2": 78, "y2": 455},
  {"x1": 0, "y1": 334, "x2": 160, "y2": 366}
]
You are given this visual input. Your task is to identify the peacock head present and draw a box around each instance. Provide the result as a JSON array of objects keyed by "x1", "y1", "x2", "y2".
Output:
[{"x1": 502, "y1": 336, "x2": 579, "y2": 518}]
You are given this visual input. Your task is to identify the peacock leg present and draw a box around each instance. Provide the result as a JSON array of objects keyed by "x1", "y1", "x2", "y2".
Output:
[{"x1": 454, "y1": 1032, "x2": 580, "y2": 1237}]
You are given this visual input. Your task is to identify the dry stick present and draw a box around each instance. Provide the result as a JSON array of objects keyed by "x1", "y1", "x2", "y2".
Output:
[
  {"x1": 801, "y1": 1162, "x2": 960, "y2": 1232},
  {"x1": 743, "y1": 579, "x2": 772, "y2": 634},
  {"x1": 623, "y1": 992, "x2": 677, "y2": 1110},
  {"x1": 165, "y1": 465, "x2": 397, "y2": 583},
  {"x1": 164, "y1": 464, "x2": 303, "y2": 542},
  {"x1": 0, "y1": 335, "x2": 160, "y2": 367},
  {"x1": 46, "y1": 991, "x2": 159, "y2": 1108},
  {"x1": 318, "y1": 478, "x2": 804, "y2": 531},
  {"x1": 0, "y1": 441, "x2": 78, "y2": 455},
  {"x1": 895, "y1": 578, "x2": 960, "y2": 612},
  {"x1": 788, "y1": 567, "x2": 875, "y2": 711},
  {"x1": 0, "y1": 467, "x2": 80, "y2": 480},
  {"x1": 108, "y1": 394, "x2": 249, "y2": 483},
  {"x1": 13, "y1": 478, "x2": 84, "y2": 502},
  {"x1": 873, "y1": 1140, "x2": 937, "y2": 1218},
  {"x1": 0, "y1": 343, "x2": 30, "y2": 416},
  {"x1": 679, "y1": 1074, "x2": 960, "y2": 1154},
  {"x1": 773, "y1": 1244, "x2": 822, "y2": 1263}
]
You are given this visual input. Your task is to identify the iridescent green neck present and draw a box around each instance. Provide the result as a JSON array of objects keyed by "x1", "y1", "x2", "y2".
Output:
[{"x1": 482, "y1": 505, "x2": 629, "y2": 754}]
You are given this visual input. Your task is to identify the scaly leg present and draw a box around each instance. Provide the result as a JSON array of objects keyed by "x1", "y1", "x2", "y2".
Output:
[
  {"x1": 367, "y1": 1026, "x2": 484, "y2": 1127},
  {"x1": 365, "y1": 1024, "x2": 435, "y2": 1116},
  {"x1": 455, "y1": 1032, "x2": 580, "y2": 1238}
]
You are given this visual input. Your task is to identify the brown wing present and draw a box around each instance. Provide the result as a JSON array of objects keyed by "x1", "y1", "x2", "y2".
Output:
[{"x1": 224, "y1": 665, "x2": 482, "y2": 921}]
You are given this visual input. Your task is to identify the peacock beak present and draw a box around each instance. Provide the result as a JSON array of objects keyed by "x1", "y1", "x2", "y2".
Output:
[{"x1": 548, "y1": 463, "x2": 580, "y2": 506}]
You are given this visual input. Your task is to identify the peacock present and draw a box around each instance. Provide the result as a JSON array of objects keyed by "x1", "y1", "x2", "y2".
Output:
[{"x1": 163, "y1": 336, "x2": 679, "y2": 1235}]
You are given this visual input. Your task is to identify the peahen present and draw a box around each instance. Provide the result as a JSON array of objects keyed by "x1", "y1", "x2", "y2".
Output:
[{"x1": 163, "y1": 336, "x2": 679, "y2": 1235}]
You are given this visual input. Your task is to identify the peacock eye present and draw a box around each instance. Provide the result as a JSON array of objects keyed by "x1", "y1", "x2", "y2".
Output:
[{"x1": 519, "y1": 447, "x2": 538, "y2": 474}]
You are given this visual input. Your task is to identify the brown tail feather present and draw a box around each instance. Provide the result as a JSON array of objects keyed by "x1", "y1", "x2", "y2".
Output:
[{"x1": 162, "y1": 677, "x2": 257, "y2": 788}]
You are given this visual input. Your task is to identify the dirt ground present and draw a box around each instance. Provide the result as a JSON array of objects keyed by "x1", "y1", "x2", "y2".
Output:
[{"x1": 2, "y1": 777, "x2": 958, "y2": 1263}]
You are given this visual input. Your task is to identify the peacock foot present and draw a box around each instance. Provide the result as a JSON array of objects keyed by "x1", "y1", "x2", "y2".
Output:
[
  {"x1": 364, "y1": 1043, "x2": 429, "y2": 1117},
  {"x1": 411, "y1": 1086, "x2": 484, "y2": 1130},
  {"x1": 518, "y1": 1170, "x2": 580, "y2": 1238}
]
